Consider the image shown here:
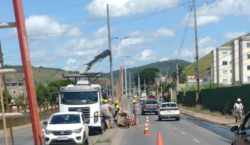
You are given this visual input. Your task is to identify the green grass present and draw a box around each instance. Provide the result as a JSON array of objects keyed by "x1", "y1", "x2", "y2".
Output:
[
  {"x1": 183, "y1": 53, "x2": 212, "y2": 78},
  {"x1": 221, "y1": 33, "x2": 250, "y2": 47}
]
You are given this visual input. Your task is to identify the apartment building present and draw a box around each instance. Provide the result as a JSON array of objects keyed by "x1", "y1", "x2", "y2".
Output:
[
  {"x1": 211, "y1": 35, "x2": 250, "y2": 85},
  {"x1": 211, "y1": 46, "x2": 232, "y2": 84}
]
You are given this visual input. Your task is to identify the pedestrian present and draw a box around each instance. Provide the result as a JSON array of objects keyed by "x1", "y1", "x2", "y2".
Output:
[
  {"x1": 101, "y1": 99, "x2": 115, "y2": 127},
  {"x1": 234, "y1": 98, "x2": 244, "y2": 123}
]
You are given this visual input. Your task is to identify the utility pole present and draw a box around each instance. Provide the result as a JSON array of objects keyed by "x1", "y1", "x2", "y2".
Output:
[
  {"x1": 106, "y1": 4, "x2": 114, "y2": 104},
  {"x1": 125, "y1": 66, "x2": 127, "y2": 97},
  {"x1": 193, "y1": 0, "x2": 200, "y2": 103},
  {"x1": 0, "y1": 40, "x2": 14, "y2": 145},
  {"x1": 166, "y1": 67, "x2": 168, "y2": 78},
  {"x1": 144, "y1": 79, "x2": 146, "y2": 93},
  {"x1": 129, "y1": 71, "x2": 131, "y2": 96},
  {"x1": 138, "y1": 74, "x2": 140, "y2": 97},
  {"x1": 176, "y1": 59, "x2": 179, "y2": 93}
]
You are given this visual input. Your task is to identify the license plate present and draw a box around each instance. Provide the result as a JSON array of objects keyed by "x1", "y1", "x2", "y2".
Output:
[{"x1": 57, "y1": 136, "x2": 68, "y2": 140}]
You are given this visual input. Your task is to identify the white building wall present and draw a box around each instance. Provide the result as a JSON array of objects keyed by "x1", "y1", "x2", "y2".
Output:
[
  {"x1": 239, "y1": 36, "x2": 250, "y2": 84},
  {"x1": 217, "y1": 47, "x2": 232, "y2": 84},
  {"x1": 211, "y1": 50, "x2": 217, "y2": 83},
  {"x1": 232, "y1": 39, "x2": 240, "y2": 84}
]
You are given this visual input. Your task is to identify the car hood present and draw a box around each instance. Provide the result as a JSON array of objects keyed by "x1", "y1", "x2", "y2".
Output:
[{"x1": 47, "y1": 124, "x2": 84, "y2": 131}]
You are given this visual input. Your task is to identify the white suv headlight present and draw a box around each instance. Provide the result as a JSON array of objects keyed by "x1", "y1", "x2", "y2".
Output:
[
  {"x1": 45, "y1": 130, "x2": 52, "y2": 135},
  {"x1": 73, "y1": 128, "x2": 82, "y2": 134}
]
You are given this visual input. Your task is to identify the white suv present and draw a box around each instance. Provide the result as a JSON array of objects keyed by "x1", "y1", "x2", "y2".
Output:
[
  {"x1": 43, "y1": 112, "x2": 89, "y2": 145},
  {"x1": 158, "y1": 102, "x2": 180, "y2": 121}
]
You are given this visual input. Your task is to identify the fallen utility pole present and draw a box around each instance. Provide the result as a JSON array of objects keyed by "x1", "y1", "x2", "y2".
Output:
[{"x1": 193, "y1": 0, "x2": 200, "y2": 103}]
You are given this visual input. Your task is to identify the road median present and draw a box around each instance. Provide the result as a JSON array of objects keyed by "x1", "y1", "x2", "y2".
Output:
[{"x1": 180, "y1": 108, "x2": 238, "y2": 128}]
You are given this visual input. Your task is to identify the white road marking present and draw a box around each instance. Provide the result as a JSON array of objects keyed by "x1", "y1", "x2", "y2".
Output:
[
  {"x1": 174, "y1": 127, "x2": 177, "y2": 129},
  {"x1": 193, "y1": 139, "x2": 200, "y2": 143},
  {"x1": 181, "y1": 132, "x2": 186, "y2": 135}
]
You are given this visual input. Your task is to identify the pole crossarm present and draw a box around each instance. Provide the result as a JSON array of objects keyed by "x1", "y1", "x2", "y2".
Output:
[
  {"x1": 0, "y1": 112, "x2": 30, "y2": 118},
  {"x1": 0, "y1": 22, "x2": 16, "y2": 29},
  {"x1": 0, "y1": 68, "x2": 23, "y2": 74}
]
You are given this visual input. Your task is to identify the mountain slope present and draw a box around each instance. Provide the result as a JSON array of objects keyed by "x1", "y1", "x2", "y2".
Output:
[{"x1": 103, "y1": 59, "x2": 191, "y2": 82}]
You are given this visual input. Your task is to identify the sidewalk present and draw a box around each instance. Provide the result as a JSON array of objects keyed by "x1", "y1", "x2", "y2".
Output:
[{"x1": 180, "y1": 108, "x2": 238, "y2": 128}]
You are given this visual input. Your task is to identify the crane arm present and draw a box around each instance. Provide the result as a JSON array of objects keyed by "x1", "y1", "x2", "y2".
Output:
[{"x1": 80, "y1": 49, "x2": 110, "y2": 74}]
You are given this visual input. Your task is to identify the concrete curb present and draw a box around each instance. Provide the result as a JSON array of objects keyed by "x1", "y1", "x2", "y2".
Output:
[
  {"x1": 90, "y1": 135, "x2": 101, "y2": 145},
  {"x1": 110, "y1": 128, "x2": 118, "y2": 145},
  {"x1": 180, "y1": 109, "x2": 237, "y2": 128}
]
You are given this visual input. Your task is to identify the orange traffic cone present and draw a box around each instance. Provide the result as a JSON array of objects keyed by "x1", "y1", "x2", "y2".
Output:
[
  {"x1": 144, "y1": 123, "x2": 150, "y2": 135},
  {"x1": 42, "y1": 127, "x2": 45, "y2": 141},
  {"x1": 157, "y1": 132, "x2": 163, "y2": 145},
  {"x1": 146, "y1": 116, "x2": 150, "y2": 126}
]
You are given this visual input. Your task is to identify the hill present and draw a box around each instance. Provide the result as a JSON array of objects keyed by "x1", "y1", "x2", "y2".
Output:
[
  {"x1": 183, "y1": 53, "x2": 211, "y2": 78},
  {"x1": 103, "y1": 59, "x2": 191, "y2": 84}
]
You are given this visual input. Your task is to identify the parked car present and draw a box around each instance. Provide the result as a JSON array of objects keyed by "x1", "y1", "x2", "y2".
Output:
[
  {"x1": 141, "y1": 99, "x2": 159, "y2": 115},
  {"x1": 231, "y1": 111, "x2": 250, "y2": 145},
  {"x1": 43, "y1": 112, "x2": 89, "y2": 145},
  {"x1": 158, "y1": 102, "x2": 180, "y2": 121}
]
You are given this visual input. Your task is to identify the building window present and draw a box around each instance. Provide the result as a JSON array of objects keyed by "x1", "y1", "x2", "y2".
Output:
[
  {"x1": 247, "y1": 43, "x2": 250, "y2": 48},
  {"x1": 247, "y1": 65, "x2": 250, "y2": 70},
  {"x1": 222, "y1": 52, "x2": 227, "y2": 57},
  {"x1": 222, "y1": 61, "x2": 227, "y2": 65},
  {"x1": 223, "y1": 70, "x2": 228, "y2": 75},
  {"x1": 248, "y1": 77, "x2": 250, "y2": 82},
  {"x1": 223, "y1": 79, "x2": 228, "y2": 84},
  {"x1": 248, "y1": 54, "x2": 250, "y2": 59}
]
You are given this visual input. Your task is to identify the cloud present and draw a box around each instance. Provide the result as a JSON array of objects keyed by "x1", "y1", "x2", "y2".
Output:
[
  {"x1": 223, "y1": 31, "x2": 247, "y2": 39},
  {"x1": 160, "y1": 57, "x2": 169, "y2": 61},
  {"x1": 64, "y1": 58, "x2": 80, "y2": 71},
  {"x1": 135, "y1": 49, "x2": 158, "y2": 61},
  {"x1": 85, "y1": 0, "x2": 180, "y2": 19},
  {"x1": 172, "y1": 36, "x2": 217, "y2": 61},
  {"x1": 8, "y1": 15, "x2": 82, "y2": 38},
  {"x1": 186, "y1": 0, "x2": 250, "y2": 27}
]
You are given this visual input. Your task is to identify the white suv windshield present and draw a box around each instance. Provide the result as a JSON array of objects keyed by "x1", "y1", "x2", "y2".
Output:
[
  {"x1": 50, "y1": 114, "x2": 80, "y2": 124},
  {"x1": 60, "y1": 92, "x2": 98, "y2": 105}
]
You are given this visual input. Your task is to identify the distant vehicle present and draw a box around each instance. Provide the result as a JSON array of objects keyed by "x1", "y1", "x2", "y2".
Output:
[
  {"x1": 147, "y1": 95, "x2": 156, "y2": 100},
  {"x1": 158, "y1": 102, "x2": 180, "y2": 121},
  {"x1": 141, "y1": 99, "x2": 159, "y2": 115},
  {"x1": 43, "y1": 112, "x2": 89, "y2": 145},
  {"x1": 132, "y1": 94, "x2": 138, "y2": 98},
  {"x1": 231, "y1": 111, "x2": 250, "y2": 145},
  {"x1": 148, "y1": 91, "x2": 156, "y2": 96},
  {"x1": 140, "y1": 93, "x2": 147, "y2": 102}
]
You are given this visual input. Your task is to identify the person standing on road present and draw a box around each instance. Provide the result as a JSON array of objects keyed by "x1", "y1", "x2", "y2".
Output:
[
  {"x1": 234, "y1": 98, "x2": 244, "y2": 123},
  {"x1": 102, "y1": 99, "x2": 115, "y2": 127}
]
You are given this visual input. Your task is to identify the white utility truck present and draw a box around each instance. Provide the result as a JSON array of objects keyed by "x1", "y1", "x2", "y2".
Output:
[{"x1": 57, "y1": 50, "x2": 111, "y2": 134}]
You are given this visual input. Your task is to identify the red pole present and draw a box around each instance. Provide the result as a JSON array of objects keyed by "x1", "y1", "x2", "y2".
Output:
[{"x1": 12, "y1": 0, "x2": 42, "y2": 144}]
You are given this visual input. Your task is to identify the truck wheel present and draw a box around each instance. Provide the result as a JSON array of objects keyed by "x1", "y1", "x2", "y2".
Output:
[
  {"x1": 155, "y1": 111, "x2": 158, "y2": 115},
  {"x1": 176, "y1": 117, "x2": 180, "y2": 121},
  {"x1": 85, "y1": 138, "x2": 89, "y2": 145},
  {"x1": 99, "y1": 121, "x2": 106, "y2": 134},
  {"x1": 158, "y1": 116, "x2": 162, "y2": 121},
  {"x1": 141, "y1": 111, "x2": 145, "y2": 115}
]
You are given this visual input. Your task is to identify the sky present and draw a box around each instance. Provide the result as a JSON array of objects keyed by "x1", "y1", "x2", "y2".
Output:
[{"x1": 0, "y1": 0, "x2": 249, "y2": 73}]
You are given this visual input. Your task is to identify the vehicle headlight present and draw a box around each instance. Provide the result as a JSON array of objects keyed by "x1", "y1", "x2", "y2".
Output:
[
  {"x1": 45, "y1": 130, "x2": 52, "y2": 135},
  {"x1": 94, "y1": 111, "x2": 98, "y2": 117},
  {"x1": 73, "y1": 128, "x2": 82, "y2": 134}
]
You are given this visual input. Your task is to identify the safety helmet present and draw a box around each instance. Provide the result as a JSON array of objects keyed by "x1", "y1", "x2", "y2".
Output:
[
  {"x1": 118, "y1": 110, "x2": 122, "y2": 114},
  {"x1": 104, "y1": 99, "x2": 108, "y2": 103},
  {"x1": 115, "y1": 100, "x2": 119, "y2": 104},
  {"x1": 133, "y1": 99, "x2": 136, "y2": 104},
  {"x1": 237, "y1": 98, "x2": 241, "y2": 102},
  {"x1": 116, "y1": 105, "x2": 119, "y2": 109}
]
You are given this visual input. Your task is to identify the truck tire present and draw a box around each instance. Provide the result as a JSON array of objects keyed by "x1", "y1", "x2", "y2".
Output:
[
  {"x1": 82, "y1": 133, "x2": 88, "y2": 145},
  {"x1": 99, "y1": 121, "x2": 106, "y2": 134},
  {"x1": 155, "y1": 111, "x2": 158, "y2": 115},
  {"x1": 158, "y1": 116, "x2": 162, "y2": 121},
  {"x1": 176, "y1": 117, "x2": 180, "y2": 121},
  {"x1": 141, "y1": 111, "x2": 145, "y2": 115}
]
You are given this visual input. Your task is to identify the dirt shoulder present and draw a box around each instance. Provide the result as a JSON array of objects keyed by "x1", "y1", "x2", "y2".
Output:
[{"x1": 180, "y1": 108, "x2": 239, "y2": 128}]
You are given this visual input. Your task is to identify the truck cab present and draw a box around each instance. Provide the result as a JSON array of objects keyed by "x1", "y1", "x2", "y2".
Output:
[{"x1": 59, "y1": 81, "x2": 105, "y2": 134}]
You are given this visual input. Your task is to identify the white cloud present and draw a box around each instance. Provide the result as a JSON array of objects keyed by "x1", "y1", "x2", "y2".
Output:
[
  {"x1": 186, "y1": 0, "x2": 250, "y2": 27},
  {"x1": 86, "y1": 0, "x2": 180, "y2": 19},
  {"x1": 64, "y1": 58, "x2": 80, "y2": 71},
  {"x1": 67, "y1": 58, "x2": 76, "y2": 65},
  {"x1": 160, "y1": 57, "x2": 169, "y2": 61},
  {"x1": 223, "y1": 31, "x2": 246, "y2": 39},
  {"x1": 9, "y1": 15, "x2": 82, "y2": 38},
  {"x1": 135, "y1": 49, "x2": 158, "y2": 61},
  {"x1": 172, "y1": 36, "x2": 217, "y2": 61}
]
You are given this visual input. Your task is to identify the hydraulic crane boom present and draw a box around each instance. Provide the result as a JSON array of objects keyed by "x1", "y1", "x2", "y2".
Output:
[{"x1": 80, "y1": 49, "x2": 110, "y2": 74}]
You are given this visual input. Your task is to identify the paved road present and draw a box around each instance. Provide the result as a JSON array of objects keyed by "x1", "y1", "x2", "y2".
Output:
[
  {"x1": 0, "y1": 123, "x2": 100, "y2": 145},
  {"x1": 113, "y1": 99, "x2": 234, "y2": 145}
]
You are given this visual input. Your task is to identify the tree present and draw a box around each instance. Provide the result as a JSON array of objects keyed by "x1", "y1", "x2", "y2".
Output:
[
  {"x1": 35, "y1": 84, "x2": 49, "y2": 105},
  {"x1": 0, "y1": 90, "x2": 12, "y2": 110},
  {"x1": 15, "y1": 95, "x2": 24, "y2": 105},
  {"x1": 171, "y1": 65, "x2": 187, "y2": 84},
  {"x1": 48, "y1": 79, "x2": 72, "y2": 90},
  {"x1": 133, "y1": 68, "x2": 160, "y2": 86}
]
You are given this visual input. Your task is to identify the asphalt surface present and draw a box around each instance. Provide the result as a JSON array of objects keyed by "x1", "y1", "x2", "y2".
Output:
[
  {"x1": 112, "y1": 97, "x2": 234, "y2": 145},
  {"x1": 0, "y1": 123, "x2": 100, "y2": 145}
]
